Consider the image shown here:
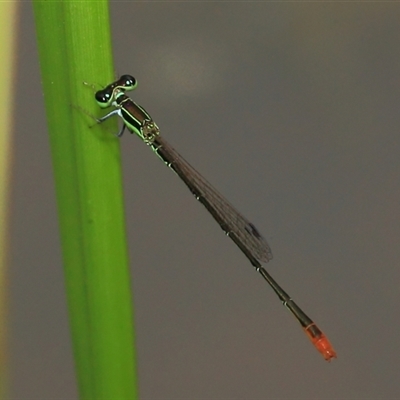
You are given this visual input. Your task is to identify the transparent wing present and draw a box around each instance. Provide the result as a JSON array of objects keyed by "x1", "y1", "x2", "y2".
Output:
[{"x1": 152, "y1": 136, "x2": 273, "y2": 263}]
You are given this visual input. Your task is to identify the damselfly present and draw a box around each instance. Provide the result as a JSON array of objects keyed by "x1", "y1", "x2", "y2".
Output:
[{"x1": 93, "y1": 75, "x2": 337, "y2": 361}]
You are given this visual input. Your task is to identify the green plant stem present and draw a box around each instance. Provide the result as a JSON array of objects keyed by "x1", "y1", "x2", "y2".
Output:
[{"x1": 32, "y1": 2, "x2": 138, "y2": 398}]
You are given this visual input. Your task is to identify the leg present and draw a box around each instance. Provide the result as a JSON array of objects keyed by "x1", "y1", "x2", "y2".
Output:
[{"x1": 96, "y1": 109, "x2": 126, "y2": 137}]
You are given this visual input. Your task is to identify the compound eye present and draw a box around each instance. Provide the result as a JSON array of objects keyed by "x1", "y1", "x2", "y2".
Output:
[
  {"x1": 120, "y1": 74, "x2": 137, "y2": 90},
  {"x1": 95, "y1": 90, "x2": 112, "y2": 107}
]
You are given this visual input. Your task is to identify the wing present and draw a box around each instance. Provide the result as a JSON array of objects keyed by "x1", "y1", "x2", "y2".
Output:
[{"x1": 151, "y1": 135, "x2": 273, "y2": 263}]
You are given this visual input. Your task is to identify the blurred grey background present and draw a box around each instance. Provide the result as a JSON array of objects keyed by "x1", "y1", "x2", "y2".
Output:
[{"x1": 10, "y1": 2, "x2": 400, "y2": 399}]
